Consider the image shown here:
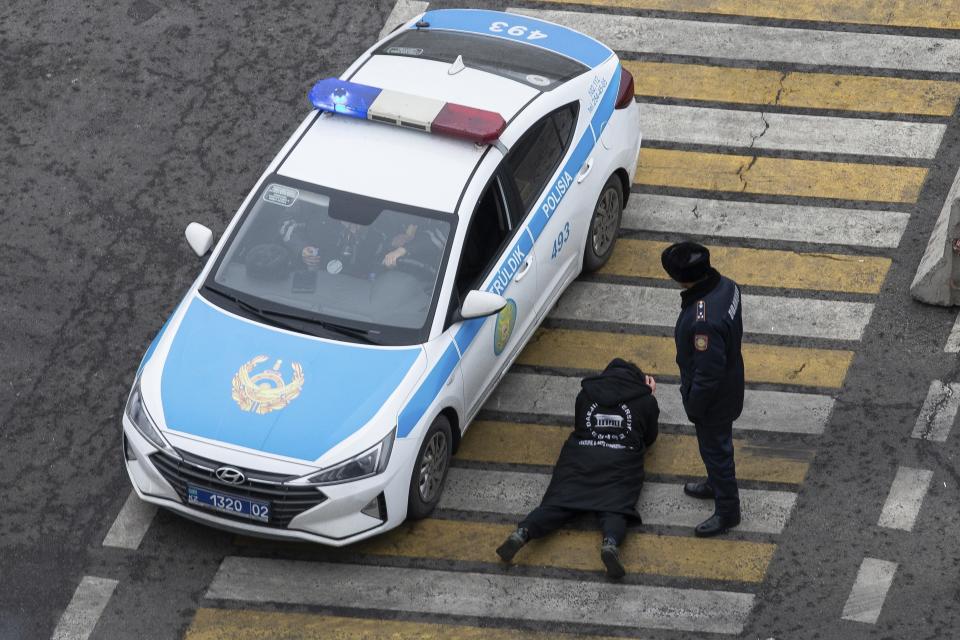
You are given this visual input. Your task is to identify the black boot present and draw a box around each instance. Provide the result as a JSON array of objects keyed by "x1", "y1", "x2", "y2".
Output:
[
  {"x1": 496, "y1": 527, "x2": 529, "y2": 562},
  {"x1": 683, "y1": 481, "x2": 715, "y2": 499},
  {"x1": 694, "y1": 512, "x2": 741, "y2": 538},
  {"x1": 600, "y1": 537, "x2": 625, "y2": 579}
]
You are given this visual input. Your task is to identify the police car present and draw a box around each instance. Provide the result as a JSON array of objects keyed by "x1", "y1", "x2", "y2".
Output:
[{"x1": 123, "y1": 8, "x2": 641, "y2": 545}]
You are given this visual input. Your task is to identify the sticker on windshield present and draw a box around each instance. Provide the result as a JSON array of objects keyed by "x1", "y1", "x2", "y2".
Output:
[
  {"x1": 386, "y1": 46, "x2": 424, "y2": 56},
  {"x1": 263, "y1": 184, "x2": 299, "y2": 207}
]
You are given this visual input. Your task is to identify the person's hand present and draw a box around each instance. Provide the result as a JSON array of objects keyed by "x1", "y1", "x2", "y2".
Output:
[
  {"x1": 301, "y1": 246, "x2": 322, "y2": 267},
  {"x1": 383, "y1": 246, "x2": 406, "y2": 268},
  {"x1": 644, "y1": 375, "x2": 657, "y2": 394}
]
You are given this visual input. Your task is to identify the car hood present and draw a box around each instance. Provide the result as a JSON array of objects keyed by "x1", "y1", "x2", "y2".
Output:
[{"x1": 154, "y1": 297, "x2": 425, "y2": 462}]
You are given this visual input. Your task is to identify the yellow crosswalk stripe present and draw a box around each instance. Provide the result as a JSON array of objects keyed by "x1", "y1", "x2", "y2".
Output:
[
  {"x1": 517, "y1": 329, "x2": 852, "y2": 388},
  {"x1": 354, "y1": 519, "x2": 774, "y2": 582},
  {"x1": 637, "y1": 148, "x2": 927, "y2": 203},
  {"x1": 624, "y1": 61, "x2": 960, "y2": 116},
  {"x1": 186, "y1": 609, "x2": 627, "y2": 640},
  {"x1": 603, "y1": 238, "x2": 891, "y2": 294},
  {"x1": 544, "y1": 0, "x2": 960, "y2": 30},
  {"x1": 459, "y1": 421, "x2": 811, "y2": 484}
]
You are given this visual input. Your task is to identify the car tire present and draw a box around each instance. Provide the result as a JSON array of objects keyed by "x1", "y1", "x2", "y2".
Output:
[
  {"x1": 582, "y1": 175, "x2": 623, "y2": 272},
  {"x1": 407, "y1": 414, "x2": 453, "y2": 520}
]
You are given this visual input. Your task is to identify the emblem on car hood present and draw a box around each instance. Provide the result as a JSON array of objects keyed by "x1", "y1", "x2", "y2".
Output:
[{"x1": 231, "y1": 355, "x2": 304, "y2": 414}]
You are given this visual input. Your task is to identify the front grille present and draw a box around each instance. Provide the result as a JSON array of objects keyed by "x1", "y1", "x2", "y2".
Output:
[{"x1": 150, "y1": 449, "x2": 327, "y2": 528}]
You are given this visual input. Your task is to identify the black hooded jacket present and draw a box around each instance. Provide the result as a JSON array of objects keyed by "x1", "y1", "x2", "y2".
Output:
[
  {"x1": 674, "y1": 268, "x2": 745, "y2": 426},
  {"x1": 537, "y1": 359, "x2": 659, "y2": 519}
]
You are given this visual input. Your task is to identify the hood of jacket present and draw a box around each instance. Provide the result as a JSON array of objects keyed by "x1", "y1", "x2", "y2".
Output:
[{"x1": 580, "y1": 358, "x2": 652, "y2": 405}]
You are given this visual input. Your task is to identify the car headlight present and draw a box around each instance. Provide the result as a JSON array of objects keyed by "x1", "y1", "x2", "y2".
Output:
[
  {"x1": 125, "y1": 380, "x2": 171, "y2": 452},
  {"x1": 304, "y1": 428, "x2": 395, "y2": 486}
]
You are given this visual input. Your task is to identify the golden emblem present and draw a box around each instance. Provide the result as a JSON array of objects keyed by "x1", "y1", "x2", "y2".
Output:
[{"x1": 231, "y1": 355, "x2": 305, "y2": 414}]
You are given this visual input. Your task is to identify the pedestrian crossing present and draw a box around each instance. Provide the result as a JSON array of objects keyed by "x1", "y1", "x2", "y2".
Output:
[{"x1": 186, "y1": 1, "x2": 959, "y2": 637}]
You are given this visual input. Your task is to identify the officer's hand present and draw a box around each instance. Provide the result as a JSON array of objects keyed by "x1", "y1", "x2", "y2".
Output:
[
  {"x1": 645, "y1": 375, "x2": 657, "y2": 394},
  {"x1": 383, "y1": 247, "x2": 406, "y2": 268}
]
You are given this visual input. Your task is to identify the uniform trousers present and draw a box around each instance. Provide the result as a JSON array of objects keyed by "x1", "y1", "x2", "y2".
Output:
[
  {"x1": 694, "y1": 420, "x2": 741, "y2": 517},
  {"x1": 519, "y1": 505, "x2": 627, "y2": 545}
]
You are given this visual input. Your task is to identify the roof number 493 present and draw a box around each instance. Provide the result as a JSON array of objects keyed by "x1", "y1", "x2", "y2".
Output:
[{"x1": 489, "y1": 21, "x2": 548, "y2": 40}]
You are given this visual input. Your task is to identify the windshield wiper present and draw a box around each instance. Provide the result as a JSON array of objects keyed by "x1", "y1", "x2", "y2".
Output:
[
  {"x1": 312, "y1": 319, "x2": 380, "y2": 345},
  {"x1": 202, "y1": 285, "x2": 378, "y2": 345}
]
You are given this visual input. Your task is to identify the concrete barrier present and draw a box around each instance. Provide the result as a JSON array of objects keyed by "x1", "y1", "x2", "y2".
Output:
[{"x1": 911, "y1": 170, "x2": 960, "y2": 306}]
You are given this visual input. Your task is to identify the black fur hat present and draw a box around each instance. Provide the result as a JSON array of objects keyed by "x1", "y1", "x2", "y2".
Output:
[{"x1": 660, "y1": 241, "x2": 711, "y2": 283}]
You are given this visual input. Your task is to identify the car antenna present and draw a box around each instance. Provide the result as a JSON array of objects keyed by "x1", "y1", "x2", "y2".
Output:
[
  {"x1": 448, "y1": 55, "x2": 466, "y2": 75},
  {"x1": 415, "y1": 19, "x2": 429, "y2": 29}
]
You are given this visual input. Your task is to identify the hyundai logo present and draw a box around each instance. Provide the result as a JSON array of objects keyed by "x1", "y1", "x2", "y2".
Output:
[{"x1": 215, "y1": 466, "x2": 245, "y2": 485}]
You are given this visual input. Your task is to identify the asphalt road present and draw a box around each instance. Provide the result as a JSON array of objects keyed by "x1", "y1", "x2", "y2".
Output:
[{"x1": 3, "y1": 0, "x2": 960, "y2": 639}]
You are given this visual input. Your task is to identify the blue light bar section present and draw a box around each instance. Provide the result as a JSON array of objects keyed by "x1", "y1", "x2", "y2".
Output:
[{"x1": 308, "y1": 78, "x2": 383, "y2": 119}]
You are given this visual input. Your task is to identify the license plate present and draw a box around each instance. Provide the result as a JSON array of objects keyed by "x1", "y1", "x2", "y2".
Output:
[{"x1": 187, "y1": 484, "x2": 270, "y2": 523}]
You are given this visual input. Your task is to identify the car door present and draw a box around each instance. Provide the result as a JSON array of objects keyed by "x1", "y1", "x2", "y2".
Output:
[
  {"x1": 451, "y1": 171, "x2": 540, "y2": 419},
  {"x1": 502, "y1": 103, "x2": 584, "y2": 317}
]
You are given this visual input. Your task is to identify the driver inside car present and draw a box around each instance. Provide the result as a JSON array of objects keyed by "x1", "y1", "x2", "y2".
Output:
[{"x1": 382, "y1": 223, "x2": 449, "y2": 270}]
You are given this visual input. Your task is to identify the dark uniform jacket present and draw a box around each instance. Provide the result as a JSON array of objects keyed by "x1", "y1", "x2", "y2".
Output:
[
  {"x1": 538, "y1": 359, "x2": 659, "y2": 519},
  {"x1": 674, "y1": 268, "x2": 745, "y2": 426}
]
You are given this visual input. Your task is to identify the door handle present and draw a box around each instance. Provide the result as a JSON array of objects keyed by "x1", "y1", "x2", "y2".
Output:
[
  {"x1": 514, "y1": 257, "x2": 533, "y2": 282},
  {"x1": 576, "y1": 157, "x2": 594, "y2": 184}
]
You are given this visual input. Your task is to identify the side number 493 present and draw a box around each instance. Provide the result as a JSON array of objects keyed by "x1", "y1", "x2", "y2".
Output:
[
  {"x1": 489, "y1": 21, "x2": 548, "y2": 40},
  {"x1": 551, "y1": 222, "x2": 571, "y2": 260}
]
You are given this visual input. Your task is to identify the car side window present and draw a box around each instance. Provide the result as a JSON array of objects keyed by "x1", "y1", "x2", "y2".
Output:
[
  {"x1": 453, "y1": 176, "x2": 512, "y2": 302},
  {"x1": 505, "y1": 103, "x2": 579, "y2": 222}
]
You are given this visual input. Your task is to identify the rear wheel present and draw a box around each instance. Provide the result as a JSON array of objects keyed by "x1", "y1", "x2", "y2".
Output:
[
  {"x1": 582, "y1": 175, "x2": 623, "y2": 272},
  {"x1": 407, "y1": 415, "x2": 453, "y2": 520}
]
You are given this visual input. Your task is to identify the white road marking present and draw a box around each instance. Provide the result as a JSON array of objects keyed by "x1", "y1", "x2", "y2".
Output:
[
  {"x1": 552, "y1": 281, "x2": 874, "y2": 341},
  {"x1": 101, "y1": 490, "x2": 157, "y2": 550},
  {"x1": 50, "y1": 576, "x2": 118, "y2": 640},
  {"x1": 378, "y1": 0, "x2": 428, "y2": 40},
  {"x1": 945, "y1": 312, "x2": 960, "y2": 353},
  {"x1": 877, "y1": 466, "x2": 933, "y2": 531},
  {"x1": 841, "y1": 558, "x2": 898, "y2": 624},
  {"x1": 508, "y1": 8, "x2": 960, "y2": 73},
  {"x1": 911, "y1": 380, "x2": 960, "y2": 442},
  {"x1": 489, "y1": 373, "x2": 834, "y2": 434},
  {"x1": 622, "y1": 194, "x2": 909, "y2": 249},
  {"x1": 442, "y1": 467, "x2": 796, "y2": 534},
  {"x1": 207, "y1": 557, "x2": 755, "y2": 634},
  {"x1": 639, "y1": 104, "x2": 945, "y2": 159}
]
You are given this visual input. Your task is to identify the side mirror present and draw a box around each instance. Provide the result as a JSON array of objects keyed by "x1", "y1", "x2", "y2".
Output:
[
  {"x1": 185, "y1": 222, "x2": 214, "y2": 257},
  {"x1": 460, "y1": 290, "x2": 507, "y2": 320}
]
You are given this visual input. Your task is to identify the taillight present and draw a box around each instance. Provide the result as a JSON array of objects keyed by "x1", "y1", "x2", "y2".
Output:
[{"x1": 614, "y1": 67, "x2": 635, "y2": 109}]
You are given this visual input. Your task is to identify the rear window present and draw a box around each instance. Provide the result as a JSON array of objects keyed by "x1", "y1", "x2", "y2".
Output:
[{"x1": 376, "y1": 30, "x2": 588, "y2": 91}]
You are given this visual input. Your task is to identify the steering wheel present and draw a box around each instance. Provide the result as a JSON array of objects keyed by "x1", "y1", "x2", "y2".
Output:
[{"x1": 394, "y1": 256, "x2": 438, "y2": 280}]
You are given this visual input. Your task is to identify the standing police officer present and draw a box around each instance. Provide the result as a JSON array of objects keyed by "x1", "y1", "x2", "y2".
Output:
[{"x1": 661, "y1": 241, "x2": 744, "y2": 537}]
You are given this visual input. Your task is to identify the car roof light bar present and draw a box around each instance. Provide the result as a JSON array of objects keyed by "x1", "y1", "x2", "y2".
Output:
[{"x1": 308, "y1": 78, "x2": 505, "y2": 144}]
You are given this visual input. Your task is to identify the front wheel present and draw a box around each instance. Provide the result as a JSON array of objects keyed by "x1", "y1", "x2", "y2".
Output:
[
  {"x1": 407, "y1": 415, "x2": 453, "y2": 520},
  {"x1": 582, "y1": 175, "x2": 623, "y2": 272}
]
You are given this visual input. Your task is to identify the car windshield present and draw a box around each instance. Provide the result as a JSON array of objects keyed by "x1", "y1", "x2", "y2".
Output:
[{"x1": 205, "y1": 179, "x2": 454, "y2": 345}]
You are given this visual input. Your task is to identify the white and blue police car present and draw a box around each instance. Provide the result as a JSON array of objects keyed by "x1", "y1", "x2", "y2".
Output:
[{"x1": 122, "y1": 8, "x2": 641, "y2": 545}]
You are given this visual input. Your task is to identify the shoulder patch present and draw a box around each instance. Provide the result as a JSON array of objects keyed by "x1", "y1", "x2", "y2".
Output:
[
  {"x1": 696, "y1": 300, "x2": 706, "y2": 322},
  {"x1": 694, "y1": 334, "x2": 709, "y2": 351}
]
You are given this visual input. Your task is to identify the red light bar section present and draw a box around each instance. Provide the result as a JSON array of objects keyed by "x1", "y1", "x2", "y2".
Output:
[{"x1": 431, "y1": 103, "x2": 506, "y2": 145}]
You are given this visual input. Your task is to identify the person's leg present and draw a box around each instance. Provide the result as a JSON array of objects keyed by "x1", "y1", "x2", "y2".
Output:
[
  {"x1": 520, "y1": 505, "x2": 578, "y2": 539},
  {"x1": 497, "y1": 505, "x2": 577, "y2": 562},
  {"x1": 597, "y1": 512, "x2": 628, "y2": 579},
  {"x1": 597, "y1": 512, "x2": 628, "y2": 546},
  {"x1": 693, "y1": 421, "x2": 740, "y2": 536}
]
